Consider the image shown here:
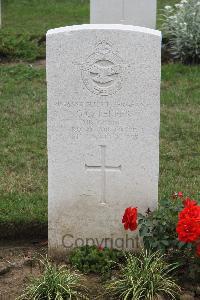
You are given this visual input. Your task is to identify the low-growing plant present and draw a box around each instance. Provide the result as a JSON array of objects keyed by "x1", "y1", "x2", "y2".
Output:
[
  {"x1": 69, "y1": 245, "x2": 124, "y2": 280},
  {"x1": 18, "y1": 256, "x2": 88, "y2": 300},
  {"x1": 105, "y1": 250, "x2": 181, "y2": 300},
  {"x1": 161, "y1": 0, "x2": 200, "y2": 64}
]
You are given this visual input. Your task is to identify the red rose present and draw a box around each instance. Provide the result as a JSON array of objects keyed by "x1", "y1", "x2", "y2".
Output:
[
  {"x1": 196, "y1": 243, "x2": 200, "y2": 257},
  {"x1": 183, "y1": 197, "x2": 197, "y2": 208},
  {"x1": 179, "y1": 205, "x2": 200, "y2": 220},
  {"x1": 176, "y1": 218, "x2": 200, "y2": 243},
  {"x1": 122, "y1": 207, "x2": 137, "y2": 231}
]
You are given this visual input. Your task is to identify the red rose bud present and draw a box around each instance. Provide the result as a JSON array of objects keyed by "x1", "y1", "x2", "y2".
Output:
[
  {"x1": 122, "y1": 207, "x2": 137, "y2": 231},
  {"x1": 177, "y1": 192, "x2": 183, "y2": 198}
]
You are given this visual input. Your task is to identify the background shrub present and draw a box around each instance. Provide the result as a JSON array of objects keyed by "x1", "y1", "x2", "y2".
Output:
[{"x1": 161, "y1": 0, "x2": 200, "y2": 64}]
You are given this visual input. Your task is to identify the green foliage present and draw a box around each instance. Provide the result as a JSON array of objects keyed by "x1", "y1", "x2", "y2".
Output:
[
  {"x1": 161, "y1": 0, "x2": 200, "y2": 64},
  {"x1": 138, "y1": 196, "x2": 200, "y2": 253},
  {"x1": 105, "y1": 250, "x2": 181, "y2": 300},
  {"x1": 138, "y1": 198, "x2": 184, "y2": 253},
  {"x1": 0, "y1": 31, "x2": 45, "y2": 61},
  {"x1": 18, "y1": 256, "x2": 88, "y2": 300},
  {"x1": 69, "y1": 245, "x2": 124, "y2": 280}
]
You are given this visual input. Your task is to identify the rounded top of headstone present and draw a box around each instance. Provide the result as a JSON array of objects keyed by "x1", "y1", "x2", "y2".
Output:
[{"x1": 47, "y1": 24, "x2": 161, "y2": 38}]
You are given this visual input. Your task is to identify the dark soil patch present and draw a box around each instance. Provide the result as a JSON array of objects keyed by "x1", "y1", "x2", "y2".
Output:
[{"x1": 0, "y1": 222, "x2": 47, "y2": 240}]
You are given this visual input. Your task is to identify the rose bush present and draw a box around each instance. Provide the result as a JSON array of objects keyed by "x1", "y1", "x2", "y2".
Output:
[
  {"x1": 122, "y1": 194, "x2": 200, "y2": 256},
  {"x1": 122, "y1": 193, "x2": 200, "y2": 283}
]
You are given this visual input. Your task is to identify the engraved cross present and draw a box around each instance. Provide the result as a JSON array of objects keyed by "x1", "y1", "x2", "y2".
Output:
[{"x1": 85, "y1": 145, "x2": 122, "y2": 205}]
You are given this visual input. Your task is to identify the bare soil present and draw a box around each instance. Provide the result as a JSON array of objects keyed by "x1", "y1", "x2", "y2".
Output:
[
  {"x1": 0, "y1": 241, "x2": 47, "y2": 299},
  {"x1": 0, "y1": 241, "x2": 106, "y2": 300}
]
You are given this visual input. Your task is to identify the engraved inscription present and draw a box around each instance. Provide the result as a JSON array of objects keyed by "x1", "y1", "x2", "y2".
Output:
[
  {"x1": 85, "y1": 145, "x2": 121, "y2": 204},
  {"x1": 54, "y1": 98, "x2": 145, "y2": 141},
  {"x1": 81, "y1": 41, "x2": 124, "y2": 96}
]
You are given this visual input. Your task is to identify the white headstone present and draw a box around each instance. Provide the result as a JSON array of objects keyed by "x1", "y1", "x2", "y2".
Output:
[
  {"x1": 47, "y1": 24, "x2": 161, "y2": 256},
  {"x1": 90, "y1": 0, "x2": 157, "y2": 29}
]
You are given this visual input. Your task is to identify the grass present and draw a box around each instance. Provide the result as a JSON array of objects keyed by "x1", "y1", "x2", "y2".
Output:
[
  {"x1": 0, "y1": 65, "x2": 47, "y2": 227},
  {"x1": 1, "y1": 0, "x2": 89, "y2": 61},
  {"x1": 0, "y1": 63, "x2": 199, "y2": 232},
  {"x1": 2, "y1": 0, "x2": 89, "y2": 35},
  {"x1": 1, "y1": 0, "x2": 179, "y2": 61},
  {"x1": 159, "y1": 64, "x2": 200, "y2": 199},
  {"x1": 2, "y1": 0, "x2": 177, "y2": 35}
]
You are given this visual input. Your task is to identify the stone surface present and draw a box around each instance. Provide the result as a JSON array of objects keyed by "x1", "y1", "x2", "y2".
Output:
[
  {"x1": 90, "y1": 0, "x2": 157, "y2": 29},
  {"x1": 47, "y1": 24, "x2": 161, "y2": 255}
]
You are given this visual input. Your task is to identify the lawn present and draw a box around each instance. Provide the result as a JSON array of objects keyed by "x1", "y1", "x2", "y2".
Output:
[
  {"x1": 2, "y1": 0, "x2": 177, "y2": 34},
  {"x1": 0, "y1": 0, "x2": 199, "y2": 238},
  {"x1": 0, "y1": 64, "x2": 47, "y2": 238},
  {"x1": 1, "y1": 0, "x2": 179, "y2": 61},
  {"x1": 2, "y1": 0, "x2": 89, "y2": 35},
  {"x1": 2, "y1": 0, "x2": 178, "y2": 35}
]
